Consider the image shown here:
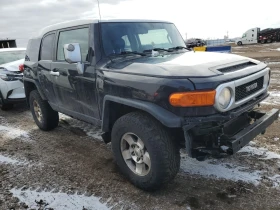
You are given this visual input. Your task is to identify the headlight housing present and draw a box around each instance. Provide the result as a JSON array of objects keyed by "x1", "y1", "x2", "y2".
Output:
[
  {"x1": 0, "y1": 68, "x2": 23, "y2": 81},
  {"x1": 218, "y1": 87, "x2": 232, "y2": 109}
]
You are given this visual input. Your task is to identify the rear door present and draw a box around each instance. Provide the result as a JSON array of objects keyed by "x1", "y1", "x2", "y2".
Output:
[{"x1": 37, "y1": 33, "x2": 57, "y2": 105}]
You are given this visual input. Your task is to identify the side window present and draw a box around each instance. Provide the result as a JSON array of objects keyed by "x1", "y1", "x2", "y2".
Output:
[
  {"x1": 57, "y1": 27, "x2": 89, "y2": 62},
  {"x1": 40, "y1": 33, "x2": 55, "y2": 60}
]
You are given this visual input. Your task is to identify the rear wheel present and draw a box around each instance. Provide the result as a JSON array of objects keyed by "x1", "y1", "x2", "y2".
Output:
[
  {"x1": 111, "y1": 111, "x2": 180, "y2": 191},
  {"x1": 29, "y1": 90, "x2": 59, "y2": 131},
  {"x1": 0, "y1": 95, "x2": 13, "y2": 111},
  {"x1": 261, "y1": 39, "x2": 266, "y2": 44},
  {"x1": 237, "y1": 41, "x2": 242, "y2": 46}
]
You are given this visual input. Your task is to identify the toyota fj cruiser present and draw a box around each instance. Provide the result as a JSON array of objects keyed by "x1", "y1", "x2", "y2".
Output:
[{"x1": 23, "y1": 19, "x2": 279, "y2": 191}]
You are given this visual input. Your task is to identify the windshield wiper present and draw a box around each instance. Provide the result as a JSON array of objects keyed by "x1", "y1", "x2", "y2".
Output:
[
  {"x1": 109, "y1": 51, "x2": 146, "y2": 57},
  {"x1": 143, "y1": 48, "x2": 172, "y2": 53},
  {"x1": 168, "y1": 46, "x2": 190, "y2": 51}
]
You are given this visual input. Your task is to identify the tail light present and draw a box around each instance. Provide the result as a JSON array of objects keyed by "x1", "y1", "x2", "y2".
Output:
[{"x1": 19, "y1": 64, "x2": 24, "y2": 72}]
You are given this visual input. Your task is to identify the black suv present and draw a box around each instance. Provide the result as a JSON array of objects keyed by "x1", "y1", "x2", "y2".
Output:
[{"x1": 23, "y1": 19, "x2": 278, "y2": 191}]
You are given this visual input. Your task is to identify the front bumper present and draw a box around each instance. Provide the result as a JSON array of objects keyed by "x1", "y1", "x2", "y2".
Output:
[
  {"x1": 183, "y1": 107, "x2": 279, "y2": 158},
  {"x1": 226, "y1": 108, "x2": 279, "y2": 154}
]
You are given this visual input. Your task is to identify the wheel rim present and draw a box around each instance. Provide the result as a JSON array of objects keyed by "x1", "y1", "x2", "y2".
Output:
[
  {"x1": 33, "y1": 100, "x2": 43, "y2": 123},
  {"x1": 120, "y1": 132, "x2": 151, "y2": 176}
]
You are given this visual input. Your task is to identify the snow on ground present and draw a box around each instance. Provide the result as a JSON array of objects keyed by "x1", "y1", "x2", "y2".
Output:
[
  {"x1": 261, "y1": 91, "x2": 280, "y2": 105},
  {"x1": 59, "y1": 113, "x2": 103, "y2": 141},
  {"x1": 239, "y1": 146, "x2": 280, "y2": 160},
  {"x1": 0, "y1": 154, "x2": 20, "y2": 164},
  {"x1": 11, "y1": 189, "x2": 110, "y2": 210},
  {"x1": 180, "y1": 157, "x2": 261, "y2": 185},
  {"x1": 0, "y1": 125, "x2": 30, "y2": 141},
  {"x1": 180, "y1": 144, "x2": 280, "y2": 186}
]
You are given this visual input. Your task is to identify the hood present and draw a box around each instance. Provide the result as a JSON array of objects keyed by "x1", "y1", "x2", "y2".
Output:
[
  {"x1": 106, "y1": 51, "x2": 261, "y2": 78},
  {"x1": 0, "y1": 59, "x2": 24, "y2": 72}
]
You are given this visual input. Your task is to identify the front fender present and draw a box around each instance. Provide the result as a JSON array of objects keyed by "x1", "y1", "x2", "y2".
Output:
[{"x1": 101, "y1": 95, "x2": 182, "y2": 132}]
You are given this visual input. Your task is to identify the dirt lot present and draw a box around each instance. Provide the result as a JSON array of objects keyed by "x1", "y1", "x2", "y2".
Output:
[{"x1": 1, "y1": 43, "x2": 280, "y2": 210}]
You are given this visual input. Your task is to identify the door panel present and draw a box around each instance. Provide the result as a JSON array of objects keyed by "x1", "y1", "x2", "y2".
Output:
[
  {"x1": 51, "y1": 26, "x2": 100, "y2": 121},
  {"x1": 38, "y1": 61, "x2": 56, "y2": 104}
]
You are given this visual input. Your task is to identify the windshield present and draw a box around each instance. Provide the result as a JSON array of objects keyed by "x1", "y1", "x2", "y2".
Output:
[
  {"x1": 101, "y1": 22, "x2": 186, "y2": 56},
  {"x1": 0, "y1": 50, "x2": 26, "y2": 65}
]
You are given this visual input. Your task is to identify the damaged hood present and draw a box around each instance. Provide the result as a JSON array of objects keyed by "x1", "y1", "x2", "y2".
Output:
[{"x1": 106, "y1": 51, "x2": 264, "y2": 78}]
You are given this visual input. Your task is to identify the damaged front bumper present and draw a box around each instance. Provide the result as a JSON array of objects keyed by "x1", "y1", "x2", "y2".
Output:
[
  {"x1": 183, "y1": 108, "x2": 279, "y2": 158},
  {"x1": 225, "y1": 108, "x2": 279, "y2": 154}
]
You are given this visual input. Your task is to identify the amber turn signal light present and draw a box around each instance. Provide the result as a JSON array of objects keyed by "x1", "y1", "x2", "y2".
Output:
[{"x1": 169, "y1": 90, "x2": 216, "y2": 107}]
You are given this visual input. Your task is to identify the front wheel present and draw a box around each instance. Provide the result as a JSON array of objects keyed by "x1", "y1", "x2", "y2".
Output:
[
  {"x1": 111, "y1": 112, "x2": 180, "y2": 191},
  {"x1": 237, "y1": 41, "x2": 242, "y2": 46},
  {"x1": 29, "y1": 90, "x2": 59, "y2": 131}
]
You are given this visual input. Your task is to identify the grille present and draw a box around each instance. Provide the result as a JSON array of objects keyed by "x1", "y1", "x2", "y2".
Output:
[
  {"x1": 217, "y1": 62, "x2": 257, "y2": 73},
  {"x1": 235, "y1": 76, "x2": 264, "y2": 102}
]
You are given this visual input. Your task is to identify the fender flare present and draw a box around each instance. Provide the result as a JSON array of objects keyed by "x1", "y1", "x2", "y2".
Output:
[
  {"x1": 23, "y1": 78, "x2": 47, "y2": 101},
  {"x1": 101, "y1": 95, "x2": 182, "y2": 132}
]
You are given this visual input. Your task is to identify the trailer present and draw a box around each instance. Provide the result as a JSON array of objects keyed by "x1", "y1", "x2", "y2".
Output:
[
  {"x1": 235, "y1": 27, "x2": 280, "y2": 45},
  {"x1": 0, "y1": 39, "x2": 17, "y2": 48}
]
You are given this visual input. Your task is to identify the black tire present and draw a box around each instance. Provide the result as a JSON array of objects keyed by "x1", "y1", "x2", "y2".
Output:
[
  {"x1": 111, "y1": 111, "x2": 180, "y2": 191},
  {"x1": 261, "y1": 39, "x2": 266, "y2": 44},
  {"x1": 0, "y1": 95, "x2": 13, "y2": 111},
  {"x1": 29, "y1": 90, "x2": 59, "y2": 131},
  {"x1": 237, "y1": 41, "x2": 242, "y2": 46}
]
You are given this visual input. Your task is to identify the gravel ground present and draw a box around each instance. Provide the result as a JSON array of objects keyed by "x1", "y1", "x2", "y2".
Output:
[{"x1": 1, "y1": 43, "x2": 280, "y2": 210}]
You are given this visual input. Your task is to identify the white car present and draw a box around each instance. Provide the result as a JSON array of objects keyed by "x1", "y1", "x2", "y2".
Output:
[{"x1": 0, "y1": 48, "x2": 26, "y2": 110}]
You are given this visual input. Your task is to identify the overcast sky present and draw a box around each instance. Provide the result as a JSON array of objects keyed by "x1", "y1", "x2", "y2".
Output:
[{"x1": 1, "y1": 0, "x2": 280, "y2": 47}]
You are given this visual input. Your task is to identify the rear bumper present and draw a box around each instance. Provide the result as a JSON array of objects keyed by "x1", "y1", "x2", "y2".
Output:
[{"x1": 227, "y1": 108, "x2": 279, "y2": 154}]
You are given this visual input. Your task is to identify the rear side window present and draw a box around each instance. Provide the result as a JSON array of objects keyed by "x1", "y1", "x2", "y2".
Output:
[
  {"x1": 40, "y1": 33, "x2": 55, "y2": 60},
  {"x1": 57, "y1": 27, "x2": 89, "y2": 62},
  {"x1": 26, "y1": 38, "x2": 41, "y2": 62}
]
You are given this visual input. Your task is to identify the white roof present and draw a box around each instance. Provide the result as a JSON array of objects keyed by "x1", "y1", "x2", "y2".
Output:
[
  {"x1": 0, "y1": 48, "x2": 26, "y2": 52},
  {"x1": 38, "y1": 18, "x2": 172, "y2": 37}
]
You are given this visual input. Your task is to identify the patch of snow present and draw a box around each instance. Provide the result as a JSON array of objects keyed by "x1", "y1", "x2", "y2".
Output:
[
  {"x1": 239, "y1": 146, "x2": 280, "y2": 160},
  {"x1": 276, "y1": 48, "x2": 280, "y2": 51},
  {"x1": 11, "y1": 189, "x2": 110, "y2": 210},
  {"x1": 274, "y1": 137, "x2": 279, "y2": 141},
  {"x1": 180, "y1": 157, "x2": 261, "y2": 185},
  {"x1": 0, "y1": 125, "x2": 29, "y2": 140},
  {"x1": 0, "y1": 155, "x2": 19, "y2": 164},
  {"x1": 59, "y1": 114, "x2": 103, "y2": 141}
]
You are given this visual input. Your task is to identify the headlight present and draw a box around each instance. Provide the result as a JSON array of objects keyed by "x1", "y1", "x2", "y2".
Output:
[
  {"x1": 218, "y1": 87, "x2": 232, "y2": 109},
  {"x1": 0, "y1": 68, "x2": 22, "y2": 81}
]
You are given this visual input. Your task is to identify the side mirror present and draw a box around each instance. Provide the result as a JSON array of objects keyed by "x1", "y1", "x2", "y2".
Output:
[{"x1": 63, "y1": 43, "x2": 84, "y2": 74}]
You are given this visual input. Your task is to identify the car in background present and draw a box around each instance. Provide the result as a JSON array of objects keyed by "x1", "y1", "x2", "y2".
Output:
[
  {"x1": 0, "y1": 48, "x2": 26, "y2": 110},
  {"x1": 185, "y1": 38, "x2": 206, "y2": 48}
]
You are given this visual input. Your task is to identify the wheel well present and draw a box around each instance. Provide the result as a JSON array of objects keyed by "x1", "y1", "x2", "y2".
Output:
[
  {"x1": 105, "y1": 101, "x2": 137, "y2": 132},
  {"x1": 102, "y1": 101, "x2": 183, "y2": 146},
  {"x1": 24, "y1": 81, "x2": 37, "y2": 107}
]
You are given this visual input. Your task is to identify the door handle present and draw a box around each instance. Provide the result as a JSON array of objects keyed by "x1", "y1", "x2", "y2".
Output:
[{"x1": 50, "y1": 71, "x2": 60, "y2": 76}]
